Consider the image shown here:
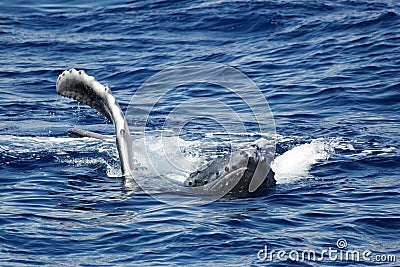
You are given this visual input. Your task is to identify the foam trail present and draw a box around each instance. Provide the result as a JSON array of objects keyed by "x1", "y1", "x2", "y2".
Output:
[{"x1": 271, "y1": 139, "x2": 330, "y2": 184}]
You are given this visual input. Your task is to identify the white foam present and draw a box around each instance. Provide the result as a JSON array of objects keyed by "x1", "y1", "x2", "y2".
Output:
[
  {"x1": 271, "y1": 139, "x2": 331, "y2": 184},
  {"x1": 9, "y1": 134, "x2": 393, "y2": 188}
]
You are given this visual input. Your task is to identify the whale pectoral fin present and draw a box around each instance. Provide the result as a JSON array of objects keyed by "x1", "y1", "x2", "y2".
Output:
[
  {"x1": 56, "y1": 69, "x2": 134, "y2": 176},
  {"x1": 56, "y1": 69, "x2": 114, "y2": 121},
  {"x1": 68, "y1": 128, "x2": 112, "y2": 140}
]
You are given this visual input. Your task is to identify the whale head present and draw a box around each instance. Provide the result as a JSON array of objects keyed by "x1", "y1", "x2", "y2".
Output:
[{"x1": 184, "y1": 148, "x2": 275, "y2": 197}]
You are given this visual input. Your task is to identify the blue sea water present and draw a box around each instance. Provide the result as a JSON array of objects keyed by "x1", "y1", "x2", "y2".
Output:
[{"x1": 0, "y1": 0, "x2": 399, "y2": 266}]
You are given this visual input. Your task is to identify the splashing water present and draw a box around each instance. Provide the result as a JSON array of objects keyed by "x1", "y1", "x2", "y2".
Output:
[
  {"x1": 0, "y1": 134, "x2": 345, "y2": 189},
  {"x1": 272, "y1": 139, "x2": 332, "y2": 184}
]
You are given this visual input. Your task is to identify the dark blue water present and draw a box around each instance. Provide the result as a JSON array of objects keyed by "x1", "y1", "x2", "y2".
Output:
[{"x1": 1, "y1": 0, "x2": 399, "y2": 266}]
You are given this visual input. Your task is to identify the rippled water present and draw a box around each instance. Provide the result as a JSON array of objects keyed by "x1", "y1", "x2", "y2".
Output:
[{"x1": 1, "y1": 0, "x2": 399, "y2": 266}]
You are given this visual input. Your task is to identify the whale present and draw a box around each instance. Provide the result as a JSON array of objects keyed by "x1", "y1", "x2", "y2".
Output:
[{"x1": 56, "y1": 69, "x2": 276, "y2": 197}]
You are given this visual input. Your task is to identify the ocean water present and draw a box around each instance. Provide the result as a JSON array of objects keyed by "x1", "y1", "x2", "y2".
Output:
[{"x1": 0, "y1": 0, "x2": 399, "y2": 266}]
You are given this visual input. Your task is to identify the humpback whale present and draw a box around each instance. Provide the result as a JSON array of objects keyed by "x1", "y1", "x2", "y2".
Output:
[{"x1": 56, "y1": 69, "x2": 276, "y2": 197}]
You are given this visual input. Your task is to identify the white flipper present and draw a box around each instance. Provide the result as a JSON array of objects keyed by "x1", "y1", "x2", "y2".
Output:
[{"x1": 56, "y1": 69, "x2": 134, "y2": 176}]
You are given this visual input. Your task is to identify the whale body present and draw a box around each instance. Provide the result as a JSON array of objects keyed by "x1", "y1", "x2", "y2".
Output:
[{"x1": 56, "y1": 69, "x2": 276, "y2": 197}]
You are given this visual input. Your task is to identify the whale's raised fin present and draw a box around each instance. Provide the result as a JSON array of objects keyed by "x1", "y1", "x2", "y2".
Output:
[{"x1": 56, "y1": 69, "x2": 134, "y2": 176}]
